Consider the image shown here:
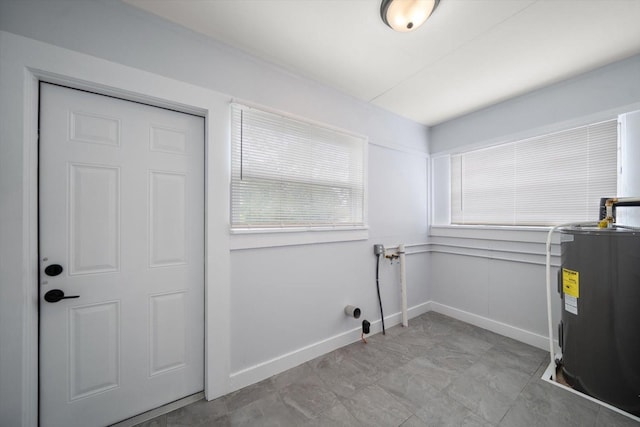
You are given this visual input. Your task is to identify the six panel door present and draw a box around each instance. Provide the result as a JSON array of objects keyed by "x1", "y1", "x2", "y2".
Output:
[{"x1": 39, "y1": 83, "x2": 204, "y2": 427}]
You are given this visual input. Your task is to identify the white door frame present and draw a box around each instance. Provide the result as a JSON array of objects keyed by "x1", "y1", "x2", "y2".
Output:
[{"x1": 0, "y1": 31, "x2": 231, "y2": 426}]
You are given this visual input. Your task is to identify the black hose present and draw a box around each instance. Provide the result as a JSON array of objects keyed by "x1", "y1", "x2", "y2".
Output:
[{"x1": 375, "y1": 253, "x2": 386, "y2": 335}]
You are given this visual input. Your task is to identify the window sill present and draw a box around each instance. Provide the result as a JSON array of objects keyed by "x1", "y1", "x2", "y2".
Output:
[
  {"x1": 229, "y1": 227, "x2": 369, "y2": 250},
  {"x1": 430, "y1": 224, "x2": 559, "y2": 244}
]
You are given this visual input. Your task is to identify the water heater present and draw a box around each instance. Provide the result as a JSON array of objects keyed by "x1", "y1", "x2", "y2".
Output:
[{"x1": 559, "y1": 226, "x2": 640, "y2": 416}]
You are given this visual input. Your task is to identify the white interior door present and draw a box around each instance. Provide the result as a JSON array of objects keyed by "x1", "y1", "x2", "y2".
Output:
[{"x1": 39, "y1": 83, "x2": 204, "y2": 427}]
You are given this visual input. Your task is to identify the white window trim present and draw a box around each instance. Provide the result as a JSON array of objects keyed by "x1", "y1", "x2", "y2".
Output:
[{"x1": 229, "y1": 102, "x2": 369, "y2": 247}]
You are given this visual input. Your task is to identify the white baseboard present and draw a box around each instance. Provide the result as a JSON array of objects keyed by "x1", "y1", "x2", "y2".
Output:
[
  {"x1": 228, "y1": 324, "x2": 362, "y2": 392},
  {"x1": 226, "y1": 301, "x2": 432, "y2": 394},
  {"x1": 224, "y1": 300, "x2": 550, "y2": 396},
  {"x1": 428, "y1": 301, "x2": 549, "y2": 351}
]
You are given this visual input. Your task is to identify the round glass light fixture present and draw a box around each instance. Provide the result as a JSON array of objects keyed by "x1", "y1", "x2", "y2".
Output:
[{"x1": 380, "y1": 0, "x2": 439, "y2": 32}]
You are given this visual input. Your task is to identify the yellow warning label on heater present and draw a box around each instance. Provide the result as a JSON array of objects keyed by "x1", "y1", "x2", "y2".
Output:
[{"x1": 562, "y1": 268, "x2": 579, "y2": 298}]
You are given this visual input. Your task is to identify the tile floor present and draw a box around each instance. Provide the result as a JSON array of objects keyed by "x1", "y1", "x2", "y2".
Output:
[{"x1": 135, "y1": 312, "x2": 638, "y2": 426}]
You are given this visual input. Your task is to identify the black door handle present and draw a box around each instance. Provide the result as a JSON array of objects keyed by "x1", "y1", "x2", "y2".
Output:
[{"x1": 44, "y1": 289, "x2": 80, "y2": 303}]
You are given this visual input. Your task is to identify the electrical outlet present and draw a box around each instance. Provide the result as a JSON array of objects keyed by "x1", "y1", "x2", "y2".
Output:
[{"x1": 373, "y1": 244, "x2": 384, "y2": 255}]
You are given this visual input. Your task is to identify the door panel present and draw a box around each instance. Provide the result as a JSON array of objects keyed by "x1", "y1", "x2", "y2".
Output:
[
  {"x1": 69, "y1": 301, "x2": 120, "y2": 400},
  {"x1": 39, "y1": 83, "x2": 204, "y2": 427},
  {"x1": 149, "y1": 291, "x2": 187, "y2": 376},
  {"x1": 69, "y1": 164, "x2": 120, "y2": 274},
  {"x1": 149, "y1": 171, "x2": 187, "y2": 266}
]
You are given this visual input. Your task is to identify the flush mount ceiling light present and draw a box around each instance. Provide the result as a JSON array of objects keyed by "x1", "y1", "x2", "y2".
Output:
[{"x1": 380, "y1": 0, "x2": 439, "y2": 32}]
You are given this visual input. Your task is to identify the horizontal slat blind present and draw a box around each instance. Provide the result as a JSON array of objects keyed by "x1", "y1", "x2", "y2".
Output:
[
  {"x1": 231, "y1": 104, "x2": 366, "y2": 229},
  {"x1": 451, "y1": 120, "x2": 617, "y2": 225}
]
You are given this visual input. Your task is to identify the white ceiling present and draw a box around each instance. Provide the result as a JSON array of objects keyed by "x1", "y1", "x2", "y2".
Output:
[{"x1": 124, "y1": 0, "x2": 640, "y2": 126}]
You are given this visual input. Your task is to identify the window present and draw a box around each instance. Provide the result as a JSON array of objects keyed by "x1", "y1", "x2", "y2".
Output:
[
  {"x1": 450, "y1": 119, "x2": 618, "y2": 226},
  {"x1": 230, "y1": 104, "x2": 367, "y2": 230}
]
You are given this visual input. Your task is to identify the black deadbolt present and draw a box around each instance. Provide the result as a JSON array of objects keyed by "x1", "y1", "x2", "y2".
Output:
[
  {"x1": 44, "y1": 264, "x2": 63, "y2": 277},
  {"x1": 44, "y1": 289, "x2": 79, "y2": 303}
]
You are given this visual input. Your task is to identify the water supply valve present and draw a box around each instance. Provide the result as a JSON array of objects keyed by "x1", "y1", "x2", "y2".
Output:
[{"x1": 385, "y1": 249, "x2": 399, "y2": 264}]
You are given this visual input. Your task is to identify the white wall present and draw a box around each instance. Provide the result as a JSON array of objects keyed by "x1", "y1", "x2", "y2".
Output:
[
  {"x1": 427, "y1": 52, "x2": 640, "y2": 351},
  {"x1": 230, "y1": 144, "x2": 430, "y2": 381},
  {"x1": 430, "y1": 53, "x2": 640, "y2": 154},
  {"x1": 0, "y1": 1, "x2": 430, "y2": 425}
]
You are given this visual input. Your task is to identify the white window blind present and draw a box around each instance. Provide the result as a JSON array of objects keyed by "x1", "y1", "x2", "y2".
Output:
[
  {"x1": 231, "y1": 103, "x2": 366, "y2": 229},
  {"x1": 451, "y1": 120, "x2": 618, "y2": 225}
]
